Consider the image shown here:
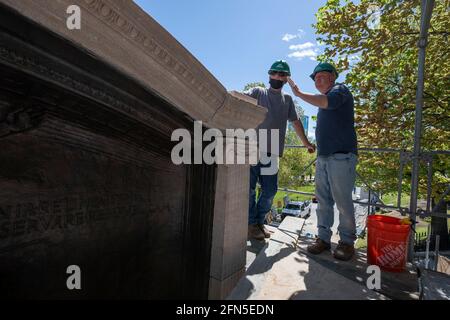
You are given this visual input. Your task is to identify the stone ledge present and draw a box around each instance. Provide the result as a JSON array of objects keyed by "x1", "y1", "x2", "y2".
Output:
[{"x1": 0, "y1": 0, "x2": 266, "y2": 130}]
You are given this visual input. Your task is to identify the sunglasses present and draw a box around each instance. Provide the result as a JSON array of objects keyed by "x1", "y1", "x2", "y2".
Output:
[{"x1": 269, "y1": 71, "x2": 288, "y2": 77}]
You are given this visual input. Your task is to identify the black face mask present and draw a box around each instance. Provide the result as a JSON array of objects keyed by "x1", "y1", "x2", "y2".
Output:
[{"x1": 269, "y1": 78, "x2": 285, "y2": 89}]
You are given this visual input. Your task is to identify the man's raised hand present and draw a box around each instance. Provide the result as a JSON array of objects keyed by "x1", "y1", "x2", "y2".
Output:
[{"x1": 287, "y1": 77, "x2": 296, "y2": 88}]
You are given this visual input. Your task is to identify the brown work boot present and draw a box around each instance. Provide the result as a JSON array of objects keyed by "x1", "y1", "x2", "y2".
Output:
[
  {"x1": 257, "y1": 224, "x2": 271, "y2": 238},
  {"x1": 307, "y1": 238, "x2": 331, "y2": 255},
  {"x1": 248, "y1": 224, "x2": 265, "y2": 241},
  {"x1": 333, "y1": 241, "x2": 355, "y2": 261}
]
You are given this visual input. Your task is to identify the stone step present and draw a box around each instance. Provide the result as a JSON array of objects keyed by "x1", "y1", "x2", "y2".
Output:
[
  {"x1": 245, "y1": 224, "x2": 280, "y2": 270},
  {"x1": 230, "y1": 216, "x2": 306, "y2": 299}
]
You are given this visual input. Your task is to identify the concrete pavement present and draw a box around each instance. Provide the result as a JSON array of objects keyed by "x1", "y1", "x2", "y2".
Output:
[{"x1": 232, "y1": 216, "x2": 419, "y2": 300}]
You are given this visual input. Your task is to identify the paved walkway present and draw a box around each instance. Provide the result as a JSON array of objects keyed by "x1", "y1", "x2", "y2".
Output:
[{"x1": 230, "y1": 216, "x2": 419, "y2": 300}]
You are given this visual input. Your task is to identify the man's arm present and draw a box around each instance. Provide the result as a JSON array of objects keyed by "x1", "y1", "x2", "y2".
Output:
[
  {"x1": 287, "y1": 78, "x2": 328, "y2": 109},
  {"x1": 291, "y1": 120, "x2": 315, "y2": 153}
]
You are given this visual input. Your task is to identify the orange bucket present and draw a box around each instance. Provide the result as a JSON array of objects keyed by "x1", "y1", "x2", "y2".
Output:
[{"x1": 367, "y1": 215, "x2": 411, "y2": 272}]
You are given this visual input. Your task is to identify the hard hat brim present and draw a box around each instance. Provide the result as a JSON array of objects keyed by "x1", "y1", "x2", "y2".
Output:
[
  {"x1": 268, "y1": 69, "x2": 291, "y2": 76},
  {"x1": 310, "y1": 70, "x2": 338, "y2": 81}
]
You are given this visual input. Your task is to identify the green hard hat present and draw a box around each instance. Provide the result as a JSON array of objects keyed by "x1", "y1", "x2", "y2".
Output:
[
  {"x1": 310, "y1": 62, "x2": 339, "y2": 80},
  {"x1": 268, "y1": 60, "x2": 291, "y2": 76}
]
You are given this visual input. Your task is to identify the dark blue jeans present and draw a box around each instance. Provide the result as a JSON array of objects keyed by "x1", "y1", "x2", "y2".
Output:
[{"x1": 248, "y1": 160, "x2": 278, "y2": 225}]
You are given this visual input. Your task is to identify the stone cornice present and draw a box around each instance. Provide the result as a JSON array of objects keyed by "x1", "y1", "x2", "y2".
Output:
[
  {"x1": 0, "y1": 0, "x2": 266, "y2": 130},
  {"x1": 80, "y1": 0, "x2": 223, "y2": 108}
]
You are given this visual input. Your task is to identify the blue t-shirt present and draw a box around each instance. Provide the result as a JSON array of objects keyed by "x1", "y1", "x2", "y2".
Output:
[{"x1": 315, "y1": 83, "x2": 358, "y2": 156}]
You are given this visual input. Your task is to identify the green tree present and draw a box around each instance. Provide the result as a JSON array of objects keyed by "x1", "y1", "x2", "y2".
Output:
[
  {"x1": 243, "y1": 82, "x2": 266, "y2": 92},
  {"x1": 315, "y1": 0, "x2": 449, "y2": 248},
  {"x1": 279, "y1": 96, "x2": 315, "y2": 189},
  {"x1": 279, "y1": 130, "x2": 316, "y2": 188},
  {"x1": 293, "y1": 100, "x2": 305, "y2": 120}
]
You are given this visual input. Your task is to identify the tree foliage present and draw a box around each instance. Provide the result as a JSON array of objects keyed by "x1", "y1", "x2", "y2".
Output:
[
  {"x1": 279, "y1": 130, "x2": 316, "y2": 188},
  {"x1": 314, "y1": 0, "x2": 449, "y2": 202},
  {"x1": 243, "y1": 82, "x2": 266, "y2": 92}
]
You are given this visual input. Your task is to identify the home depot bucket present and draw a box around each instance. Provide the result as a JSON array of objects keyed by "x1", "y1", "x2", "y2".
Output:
[{"x1": 367, "y1": 215, "x2": 411, "y2": 272}]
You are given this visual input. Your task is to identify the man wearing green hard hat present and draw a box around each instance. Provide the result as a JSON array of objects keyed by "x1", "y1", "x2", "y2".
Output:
[
  {"x1": 245, "y1": 60, "x2": 315, "y2": 241},
  {"x1": 308, "y1": 62, "x2": 339, "y2": 80},
  {"x1": 288, "y1": 62, "x2": 358, "y2": 261}
]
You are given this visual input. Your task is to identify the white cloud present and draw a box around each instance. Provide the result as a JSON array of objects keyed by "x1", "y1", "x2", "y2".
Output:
[
  {"x1": 282, "y1": 28, "x2": 305, "y2": 42},
  {"x1": 288, "y1": 49, "x2": 318, "y2": 59},
  {"x1": 287, "y1": 41, "x2": 320, "y2": 60},
  {"x1": 283, "y1": 29, "x2": 322, "y2": 61},
  {"x1": 282, "y1": 33, "x2": 297, "y2": 42},
  {"x1": 289, "y1": 42, "x2": 315, "y2": 51}
]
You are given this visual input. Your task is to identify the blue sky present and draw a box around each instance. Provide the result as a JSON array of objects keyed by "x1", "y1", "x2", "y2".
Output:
[{"x1": 134, "y1": 0, "x2": 329, "y2": 138}]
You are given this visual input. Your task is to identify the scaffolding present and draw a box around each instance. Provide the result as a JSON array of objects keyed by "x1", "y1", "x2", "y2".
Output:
[{"x1": 278, "y1": 0, "x2": 449, "y2": 263}]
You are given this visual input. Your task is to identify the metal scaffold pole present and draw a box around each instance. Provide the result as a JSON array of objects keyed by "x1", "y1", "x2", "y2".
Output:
[{"x1": 408, "y1": 0, "x2": 435, "y2": 261}]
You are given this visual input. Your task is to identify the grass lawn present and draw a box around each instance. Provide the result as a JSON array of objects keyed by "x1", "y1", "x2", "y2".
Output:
[
  {"x1": 272, "y1": 184, "x2": 315, "y2": 208},
  {"x1": 269, "y1": 187, "x2": 448, "y2": 249},
  {"x1": 274, "y1": 189, "x2": 413, "y2": 208},
  {"x1": 356, "y1": 220, "x2": 449, "y2": 250},
  {"x1": 380, "y1": 192, "x2": 410, "y2": 207}
]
